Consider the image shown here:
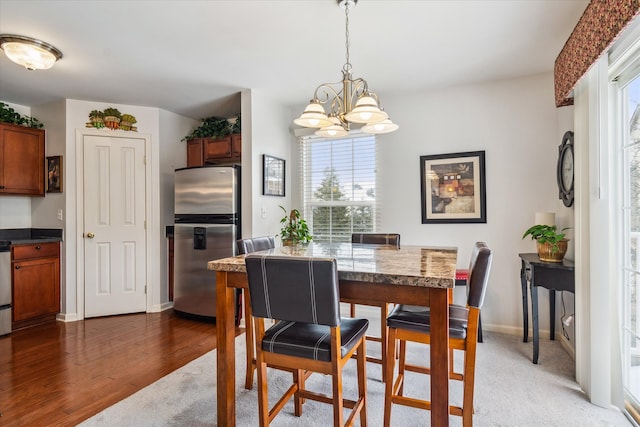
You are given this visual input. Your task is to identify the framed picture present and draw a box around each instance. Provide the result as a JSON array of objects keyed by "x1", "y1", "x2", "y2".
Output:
[
  {"x1": 263, "y1": 154, "x2": 285, "y2": 197},
  {"x1": 420, "y1": 151, "x2": 486, "y2": 223},
  {"x1": 46, "y1": 155, "x2": 63, "y2": 193}
]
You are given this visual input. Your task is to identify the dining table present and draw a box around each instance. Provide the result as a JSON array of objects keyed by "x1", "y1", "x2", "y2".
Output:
[{"x1": 208, "y1": 241, "x2": 457, "y2": 426}]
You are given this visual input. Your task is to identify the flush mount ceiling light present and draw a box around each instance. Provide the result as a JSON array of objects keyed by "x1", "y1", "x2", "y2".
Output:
[
  {"x1": 294, "y1": 0, "x2": 398, "y2": 137},
  {"x1": 0, "y1": 34, "x2": 63, "y2": 70}
]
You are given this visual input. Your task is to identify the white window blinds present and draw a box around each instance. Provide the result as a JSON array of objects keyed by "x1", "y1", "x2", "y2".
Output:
[{"x1": 299, "y1": 134, "x2": 379, "y2": 242}]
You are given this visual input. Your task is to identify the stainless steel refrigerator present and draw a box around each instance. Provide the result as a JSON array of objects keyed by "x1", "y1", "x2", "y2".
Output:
[{"x1": 173, "y1": 165, "x2": 240, "y2": 320}]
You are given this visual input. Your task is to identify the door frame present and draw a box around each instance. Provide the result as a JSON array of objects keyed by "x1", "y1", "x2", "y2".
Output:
[{"x1": 75, "y1": 128, "x2": 153, "y2": 320}]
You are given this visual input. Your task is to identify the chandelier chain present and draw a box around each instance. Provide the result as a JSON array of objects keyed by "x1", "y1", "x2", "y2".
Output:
[{"x1": 343, "y1": 2, "x2": 351, "y2": 73}]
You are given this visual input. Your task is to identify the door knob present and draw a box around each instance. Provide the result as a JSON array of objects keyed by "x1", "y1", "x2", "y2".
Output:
[{"x1": 86, "y1": 232, "x2": 95, "y2": 239}]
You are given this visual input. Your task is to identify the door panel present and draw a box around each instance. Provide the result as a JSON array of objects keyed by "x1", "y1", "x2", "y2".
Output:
[
  {"x1": 173, "y1": 223, "x2": 235, "y2": 318},
  {"x1": 84, "y1": 134, "x2": 146, "y2": 317}
]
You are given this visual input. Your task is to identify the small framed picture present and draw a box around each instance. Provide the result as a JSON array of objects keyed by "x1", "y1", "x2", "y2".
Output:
[
  {"x1": 263, "y1": 154, "x2": 285, "y2": 197},
  {"x1": 47, "y1": 155, "x2": 63, "y2": 193},
  {"x1": 420, "y1": 151, "x2": 486, "y2": 223}
]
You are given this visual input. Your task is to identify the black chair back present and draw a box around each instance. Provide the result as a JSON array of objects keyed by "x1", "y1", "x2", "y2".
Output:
[
  {"x1": 351, "y1": 233, "x2": 400, "y2": 248},
  {"x1": 466, "y1": 242, "x2": 492, "y2": 309},
  {"x1": 245, "y1": 255, "x2": 341, "y2": 327},
  {"x1": 236, "y1": 236, "x2": 275, "y2": 255}
]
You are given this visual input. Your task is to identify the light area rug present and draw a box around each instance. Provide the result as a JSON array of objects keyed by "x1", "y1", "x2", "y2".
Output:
[{"x1": 79, "y1": 332, "x2": 630, "y2": 427}]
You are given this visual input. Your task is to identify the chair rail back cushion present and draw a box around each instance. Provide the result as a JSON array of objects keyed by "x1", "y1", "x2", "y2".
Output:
[
  {"x1": 467, "y1": 242, "x2": 493, "y2": 309},
  {"x1": 245, "y1": 255, "x2": 341, "y2": 326},
  {"x1": 351, "y1": 233, "x2": 400, "y2": 248},
  {"x1": 236, "y1": 236, "x2": 276, "y2": 255}
]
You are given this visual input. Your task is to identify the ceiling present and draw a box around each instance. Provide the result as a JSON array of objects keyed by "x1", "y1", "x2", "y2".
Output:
[{"x1": 0, "y1": 0, "x2": 588, "y2": 121}]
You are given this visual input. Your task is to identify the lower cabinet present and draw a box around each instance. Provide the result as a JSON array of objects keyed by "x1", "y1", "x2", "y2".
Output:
[{"x1": 11, "y1": 241, "x2": 60, "y2": 330}]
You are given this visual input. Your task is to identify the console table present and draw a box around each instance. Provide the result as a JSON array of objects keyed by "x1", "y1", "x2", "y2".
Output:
[{"x1": 519, "y1": 253, "x2": 575, "y2": 364}]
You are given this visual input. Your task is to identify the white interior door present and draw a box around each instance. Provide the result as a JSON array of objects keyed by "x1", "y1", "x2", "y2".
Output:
[{"x1": 83, "y1": 134, "x2": 147, "y2": 317}]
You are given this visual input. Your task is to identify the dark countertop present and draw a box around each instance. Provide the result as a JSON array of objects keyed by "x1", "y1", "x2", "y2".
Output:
[{"x1": 0, "y1": 228, "x2": 63, "y2": 246}]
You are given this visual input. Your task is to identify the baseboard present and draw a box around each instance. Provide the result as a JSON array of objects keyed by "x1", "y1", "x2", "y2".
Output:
[
  {"x1": 56, "y1": 312, "x2": 79, "y2": 322},
  {"x1": 560, "y1": 334, "x2": 575, "y2": 360},
  {"x1": 480, "y1": 323, "x2": 563, "y2": 341},
  {"x1": 148, "y1": 302, "x2": 174, "y2": 313}
]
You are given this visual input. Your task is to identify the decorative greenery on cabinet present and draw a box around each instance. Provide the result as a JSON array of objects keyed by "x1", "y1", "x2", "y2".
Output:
[
  {"x1": 0, "y1": 102, "x2": 43, "y2": 128},
  {"x1": 182, "y1": 115, "x2": 240, "y2": 141}
]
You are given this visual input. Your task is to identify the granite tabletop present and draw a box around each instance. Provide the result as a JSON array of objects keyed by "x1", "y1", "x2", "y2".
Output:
[{"x1": 208, "y1": 242, "x2": 457, "y2": 289}]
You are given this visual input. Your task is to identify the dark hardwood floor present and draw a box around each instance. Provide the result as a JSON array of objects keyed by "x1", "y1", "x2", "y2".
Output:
[{"x1": 0, "y1": 310, "x2": 239, "y2": 426}]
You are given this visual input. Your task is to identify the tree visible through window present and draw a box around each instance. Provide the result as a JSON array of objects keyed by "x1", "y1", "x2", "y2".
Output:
[{"x1": 300, "y1": 134, "x2": 378, "y2": 242}]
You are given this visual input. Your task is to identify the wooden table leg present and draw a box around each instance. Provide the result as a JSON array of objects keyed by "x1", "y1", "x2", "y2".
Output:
[
  {"x1": 429, "y1": 288, "x2": 450, "y2": 426},
  {"x1": 216, "y1": 271, "x2": 236, "y2": 426}
]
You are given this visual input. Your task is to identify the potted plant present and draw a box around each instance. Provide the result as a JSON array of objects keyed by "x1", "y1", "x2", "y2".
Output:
[
  {"x1": 522, "y1": 224, "x2": 570, "y2": 262},
  {"x1": 279, "y1": 205, "x2": 312, "y2": 246}
]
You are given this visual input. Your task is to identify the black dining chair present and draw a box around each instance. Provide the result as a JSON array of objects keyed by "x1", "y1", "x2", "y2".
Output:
[
  {"x1": 245, "y1": 254, "x2": 369, "y2": 427},
  {"x1": 383, "y1": 242, "x2": 492, "y2": 427},
  {"x1": 236, "y1": 236, "x2": 276, "y2": 390},
  {"x1": 349, "y1": 233, "x2": 400, "y2": 381}
]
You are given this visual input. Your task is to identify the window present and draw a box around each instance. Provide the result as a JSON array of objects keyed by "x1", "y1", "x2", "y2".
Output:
[
  {"x1": 619, "y1": 71, "x2": 640, "y2": 423},
  {"x1": 299, "y1": 134, "x2": 378, "y2": 242}
]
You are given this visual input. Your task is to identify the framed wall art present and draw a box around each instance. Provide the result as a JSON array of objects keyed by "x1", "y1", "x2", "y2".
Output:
[
  {"x1": 263, "y1": 154, "x2": 285, "y2": 197},
  {"x1": 47, "y1": 155, "x2": 63, "y2": 193},
  {"x1": 420, "y1": 151, "x2": 486, "y2": 224}
]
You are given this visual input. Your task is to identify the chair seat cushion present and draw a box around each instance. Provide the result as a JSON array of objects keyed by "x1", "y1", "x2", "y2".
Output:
[
  {"x1": 386, "y1": 304, "x2": 469, "y2": 339},
  {"x1": 262, "y1": 317, "x2": 369, "y2": 362}
]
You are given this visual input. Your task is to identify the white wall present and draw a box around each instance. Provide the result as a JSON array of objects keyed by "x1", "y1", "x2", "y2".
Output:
[
  {"x1": 384, "y1": 72, "x2": 571, "y2": 336},
  {"x1": 158, "y1": 109, "x2": 197, "y2": 303},
  {"x1": 241, "y1": 89, "x2": 292, "y2": 241},
  {"x1": 288, "y1": 72, "x2": 573, "y2": 338}
]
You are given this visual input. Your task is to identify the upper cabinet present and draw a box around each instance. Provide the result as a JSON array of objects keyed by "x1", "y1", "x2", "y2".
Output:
[
  {"x1": 0, "y1": 123, "x2": 45, "y2": 196},
  {"x1": 187, "y1": 133, "x2": 241, "y2": 167}
]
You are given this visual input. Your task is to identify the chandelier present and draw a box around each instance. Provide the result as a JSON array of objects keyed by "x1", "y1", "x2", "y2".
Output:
[
  {"x1": 294, "y1": 0, "x2": 398, "y2": 137},
  {"x1": 0, "y1": 34, "x2": 63, "y2": 71}
]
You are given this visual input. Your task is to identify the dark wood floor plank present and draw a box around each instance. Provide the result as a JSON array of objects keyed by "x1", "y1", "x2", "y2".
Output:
[{"x1": 0, "y1": 310, "x2": 237, "y2": 426}]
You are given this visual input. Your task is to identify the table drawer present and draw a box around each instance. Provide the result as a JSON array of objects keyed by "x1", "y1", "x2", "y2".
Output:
[{"x1": 12, "y1": 242, "x2": 60, "y2": 260}]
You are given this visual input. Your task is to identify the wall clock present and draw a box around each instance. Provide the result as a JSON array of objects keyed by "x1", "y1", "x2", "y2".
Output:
[{"x1": 557, "y1": 130, "x2": 574, "y2": 207}]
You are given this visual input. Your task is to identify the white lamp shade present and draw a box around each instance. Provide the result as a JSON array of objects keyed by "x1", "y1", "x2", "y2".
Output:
[
  {"x1": 0, "y1": 35, "x2": 62, "y2": 70},
  {"x1": 534, "y1": 212, "x2": 556, "y2": 226},
  {"x1": 314, "y1": 117, "x2": 348, "y2": 138},
  {"x1": 293, "y1": 102, "x2": 332, "y2": 128},
  {"x1": 344, "y1": 95, "x2": 388, "y2": 124},
  {"x1": 361, "y1": 118, "x2": 399, "y2": 134}
]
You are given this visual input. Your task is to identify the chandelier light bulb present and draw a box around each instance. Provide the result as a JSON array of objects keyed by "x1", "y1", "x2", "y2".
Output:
[
  {"x1": 362, "y1": 118, "x2": 399, "y2": 134},
  {"x1": 315, "y1": 116, "x2": 349, "y2": 138},
  {"x1": 294, "y1": 101, "x2": 332, "y2": 128}
]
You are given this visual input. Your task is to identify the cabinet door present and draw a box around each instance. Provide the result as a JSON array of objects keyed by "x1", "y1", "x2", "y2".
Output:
[
  {"x1": 204, "y1": 136, "x2": 232, "y2": 161},
  {"x1": 12, "y1": 256, "x2": 61, "y2": 321},
  {"x1": 0, "y1": 123, "x2": 45, "y2": 196},
  {"x1": 186, "y1": 139, "x2": 204, "y2": 167},
  {"x1": 231, "y1": 133, "x2": 241, "y2": 158}
]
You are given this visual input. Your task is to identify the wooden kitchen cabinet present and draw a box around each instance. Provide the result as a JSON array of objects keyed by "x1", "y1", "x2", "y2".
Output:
[
  {"x1": 11, "y1": 241, "x2": 60, "y2": 330},
  {"x1": 0, "y1": 122, "x2": 45, "y2": 196},
  {"x1": 186, "y1": 133, "x2": 241, "y2": 167}
]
